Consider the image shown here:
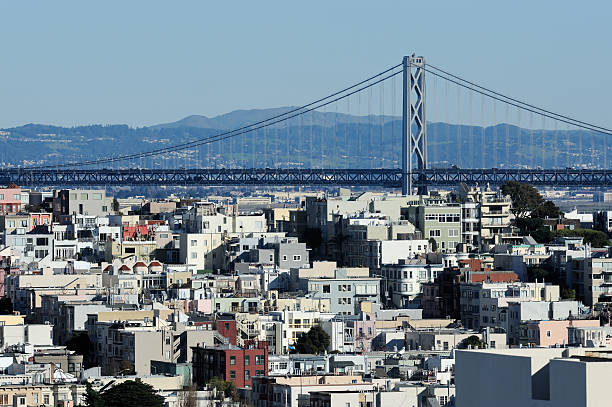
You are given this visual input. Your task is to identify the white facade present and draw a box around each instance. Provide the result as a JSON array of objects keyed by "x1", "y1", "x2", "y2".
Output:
[
  {"x1": 455, "y1": 348, "x2": 612, "y2": 407},
  {"x1": 381, "y1": 260, "x2": 444, "y2": 308}
]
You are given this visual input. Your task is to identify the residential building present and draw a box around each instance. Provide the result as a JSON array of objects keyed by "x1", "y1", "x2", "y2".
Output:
[
  {"x1": 405, "y1": 328, "x2": 507, "y2": 351},
  {"x1": 250, "y1": 375, "x2": 375, "y2": 407},
  {"x1": 380, "y1": 259, "x2": 444, "y2": 308},
  {"x1": 405, "y1": 202, "x2": 462, "y2": 253},
  {"x1": 192, "y1": 340, "x2": 268, "y2": 389},
  {"x1": 304, "y1": 268, "x2": 381, "y2": 315},
  {"x1": 460, "y1": 281, "x2": 560, "y2": 331},
  {"x1": 179, "y1": 233, "x2": 225, "y2": 272},
  {"x1": 52, "y1": 189, "x2": 111, "y2": 218},
  {"x1": 565, "y1": 256, "x2": 612, "y2": 306},
  {"x1": 455, "y1": 348, "x2": 612, "y2": 407},
  {"x1": 0, "y1": 184, "x2": 23, "y2": 215}
]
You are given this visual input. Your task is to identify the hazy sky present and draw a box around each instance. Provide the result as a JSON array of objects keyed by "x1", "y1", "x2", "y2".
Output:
[{"x1": 1, "y1": 1, "x2": 610, "y2": 129}]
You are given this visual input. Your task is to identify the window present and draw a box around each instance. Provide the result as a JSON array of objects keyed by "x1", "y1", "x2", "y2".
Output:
[
  {"x1": 81, "y1": 193, "x2": 88, "y2": 200},
  {"x1": 13, "y1": 194, "x2": 20, "y2": 200},
  {"x1": 229, "y1": 370, "x2": 236, "y2": 379},
  {"x1": 293, "y1": 255, "x2": 301, "y2": 261},
  {"x1": 191, "y1": 239, "x2": 198, "y2": 247},
  {"x1": 230, "y1": 356, "x2": 236, "y2": 365},
  {"x1": 44, "y1": 395, "x2": 50, "y2": 404},
  {"x1": 429, "y1": 229, "x2": 441, "y2": 237},
  {"x1": 191, "y1": 252, "x2": 197, "y2": 259},
  {"x1": 255, "y1": 369, "x2": 265, "y2": 376},
  {"x1": 282, "y1": 255, "x2": 287, "y2": 261},
  {"x1": 245, "y1": 355, "x2": 250, "y2": 365},
  {"x1": 102, "y1": 206, "x2": 108, "y2": 212},
  {"x1": 255, "y1": 355, "x2": 264, "y2": 365},
  {"x1": 546, "y1": 330, "x2": 551, "y2": 337},
  {"x1": 323, "y1": 285, "x2": 330, "y2": 293},
  {"x1": 245, "y1": 370, "x2": 251, "y2": 381},
  {"x1": 448, "y1": 229, "x2": 459, "y2": 237}
]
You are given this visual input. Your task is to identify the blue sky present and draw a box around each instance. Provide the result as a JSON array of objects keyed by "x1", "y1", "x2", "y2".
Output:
[{"x1": 0, "y1": 1, "x2": 610, "y2": 129}]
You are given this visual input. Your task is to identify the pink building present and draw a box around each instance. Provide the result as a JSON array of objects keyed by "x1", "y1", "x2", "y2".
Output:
[
  {"x1": 28, "y1": 213, "x2": 52, "y2": 232},
  {"x1": 0, "y1": 184, "x2": 22, "y2": 214},
  {"x1": 526, "y1": 319, "x2": 600, "y2": 347},
  {"x1": 187, "y1": 299, "x2": 212, "y2": 314},
  {"x1": 351, "y1": 312, "x2": 377, "y2": 352}
]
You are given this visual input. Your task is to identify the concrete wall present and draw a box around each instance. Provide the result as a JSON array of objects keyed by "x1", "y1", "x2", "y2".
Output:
[{"x1": 454, "y1": 348, "x2": 608, "y2": 407}]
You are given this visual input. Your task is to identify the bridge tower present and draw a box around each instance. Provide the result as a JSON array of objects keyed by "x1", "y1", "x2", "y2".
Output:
[{"x1": 402, "y1": 55, "x2": 427, "y2": 195}]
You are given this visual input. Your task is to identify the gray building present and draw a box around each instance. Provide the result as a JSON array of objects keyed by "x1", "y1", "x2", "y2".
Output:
[
  {"x1": 305, "y1": 269, "x2": 381, "y2": 315},
  {"x1": 232, "y1": 236, "x2": 309, "y2": 270},
  {"x1": 53, "y1": 189, "x2": 112, "y2": 218},
  {"x1": 405, "y1": 202, "x2": 461, "y2": 253},
  {"x1": 5, "y1": 226, "x2": 53, "y2": 263}
]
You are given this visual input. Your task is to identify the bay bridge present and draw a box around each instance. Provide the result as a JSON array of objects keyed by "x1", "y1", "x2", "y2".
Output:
[{"x1": 2, "y1": 55, "x2": 611, "y2": 191}]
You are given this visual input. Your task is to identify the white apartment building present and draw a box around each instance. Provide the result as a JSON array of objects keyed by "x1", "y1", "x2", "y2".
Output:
[
  {"x1": 380, "y1": 259, "x2": 444, "y2": 308},
  {"x1": 260, "y1": 310, "x2": 335, "y2": 354},
  {"x1": 179, "y1": 233, "x2": 225, "y2": 272},
  {"x1": 460, "y1": 281, "x2": 560, "y2": 331}
]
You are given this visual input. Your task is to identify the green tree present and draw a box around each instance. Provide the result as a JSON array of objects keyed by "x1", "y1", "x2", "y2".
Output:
[
  {"x1": 501, "y1": 181, "x2": 561, "y2": 221},
  {"x1": 293, "y1": 325, "x2": 330, "y2": 354},
  {"x1": 532, "y1": 200, "x2": 562, "y2": 219},
  {"x1": 208, "y1": 377, "x2": 239, "y2": 401},
  {"x1": 458, "y1": 335, "x2": 485, "y2": 349},
  {"x1": 528, "y1": 267, "x2": 550, "y2": 282},
  {"x1": 428, "y1": 238, "x2": 438, "y2": 252},
  {"x1": 85, "y1": 380, "x2": 164, "y2": 407},
  {"x1": 553, "y1": 228, "x2": 610, "y2": 247},
  {"x1": 84, "y1": 382, "x2": 104, "y2": 407},
  {"x1": 501, "y1": 181, "x2": 544, "y2": 219},
  {"x1": 561, "y1": 288, "x2": 576, "y2": 300},
  {"x1": 112, "y1": 198, "x2": 120, "y2": 213}
]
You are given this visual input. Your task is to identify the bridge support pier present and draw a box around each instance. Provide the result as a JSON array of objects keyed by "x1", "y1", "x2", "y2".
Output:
[{"x1": 402, "y1": 55, "x2": 427, "y2": 195}]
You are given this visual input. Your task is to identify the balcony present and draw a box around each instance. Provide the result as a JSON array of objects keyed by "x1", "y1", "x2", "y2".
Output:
[{"x1": 482, "y1": 210, "x2": 508, "y2": 216}]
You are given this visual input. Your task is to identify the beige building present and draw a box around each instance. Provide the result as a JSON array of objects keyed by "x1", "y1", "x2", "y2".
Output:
[
  {"x1": 263, "y1": 291, "x2": 331, "y2": 313},
  {"x1": 251, "y1": 375, "x2": 375, "y2": 407},
  {"x1": 104, "y1": 240, "x2": 157, "y2": 262},
  {"x1": 179, "y1": 232, "x2": 225, "y2": 272},
  {"x1": 405, "y1": 329, "x2": 507, "y2": 351},
  {"x1": 6, "y1": 271, "x2": 103, "y2": 313},
  {"x1": 87, "y1": 316, "x2": 214, "y2": 376},
  {"x1": 566, "y1": 257, "x2": 612, "y2": 306}
]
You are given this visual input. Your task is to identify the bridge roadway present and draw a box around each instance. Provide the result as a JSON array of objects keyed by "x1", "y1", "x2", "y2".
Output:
[{"x1": 0, "y1": 168, "x2": 611, "y2": 188}]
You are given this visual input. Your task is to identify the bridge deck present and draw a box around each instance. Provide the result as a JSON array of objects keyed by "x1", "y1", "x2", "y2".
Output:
[{"x1": 0, "y1": 168, "x2": 610, "y2": 187}]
